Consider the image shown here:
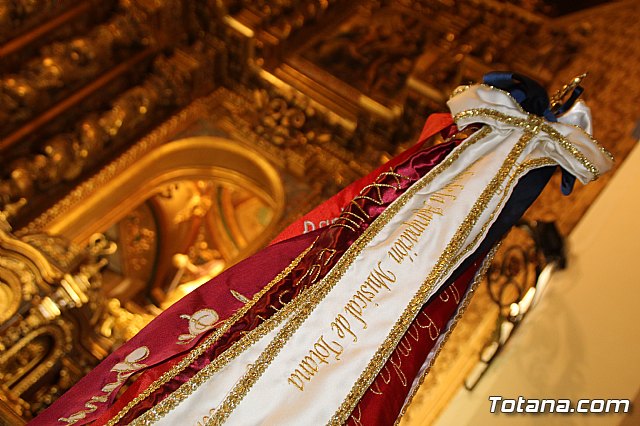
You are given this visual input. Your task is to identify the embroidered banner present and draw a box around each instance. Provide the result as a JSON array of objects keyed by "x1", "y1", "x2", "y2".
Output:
[
  {"x1": 145, "y1": 85, "x2": 612, "y2": 425},
  {"x1": 270, "y1": 113, "x2": 454, "y2": 244}
]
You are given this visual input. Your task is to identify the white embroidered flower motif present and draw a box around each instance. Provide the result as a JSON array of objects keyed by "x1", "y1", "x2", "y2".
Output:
[
  {"x1": 58, "y1": 346, "x2": 149, "y2": 425},
  {"x1": 177, "y1": 308, "x2": 220, "y2": 344},
  {"x1": 101, "y1": 346, "x2": 150, "y2": 392}
]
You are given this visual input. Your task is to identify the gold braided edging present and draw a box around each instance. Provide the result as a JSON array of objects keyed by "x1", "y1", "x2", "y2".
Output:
[
  {"x1": 132, "y1": 91, "x2": 600, "y2": 424},
  {"x1": 454, "y1": 108, "x2": 601, "y2": 179},
  {"x1": 394, "y1": 241, "x2": 501, "y2": 425},
  {"x1": 131, "y1": 126, "x2": 492, "y2": 425},
  {"x1": 393, "y1": 158, "x2": 557, "y2": 424},
  {"x1": 328, "y1": 130, "x2": 533, "y2": 425},
  {"x1": 451, "y1": 83, "x2": 613, "y2": 171},
  {"x1": 103, "y1": 242, "x2": 315, "y2": 426},
  {"x1": 202, "y1": 127, "x2": 494, "y2": 425}
]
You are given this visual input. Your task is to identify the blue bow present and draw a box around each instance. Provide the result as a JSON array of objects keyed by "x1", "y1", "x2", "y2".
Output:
[{"x1": 482, "y1": 71, "x2": 583, "y2": 195}]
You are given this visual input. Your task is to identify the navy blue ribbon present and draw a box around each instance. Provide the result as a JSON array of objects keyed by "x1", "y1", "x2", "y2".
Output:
[{"x1": 482, "y1": 71, "x2": 582, "y2": 195}]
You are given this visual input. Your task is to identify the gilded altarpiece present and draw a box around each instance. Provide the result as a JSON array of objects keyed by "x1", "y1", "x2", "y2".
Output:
[{"x1": 1, "y1": 0, "x2": 634, "y2": 423}]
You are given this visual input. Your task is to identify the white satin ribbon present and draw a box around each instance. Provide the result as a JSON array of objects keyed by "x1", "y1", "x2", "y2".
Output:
[
  {"x1": 449, "y1": 84, "x2": 613, "y2": 184},
  {"x1": 146, "y1": 85, "x2": 612, "y2": 426}
]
